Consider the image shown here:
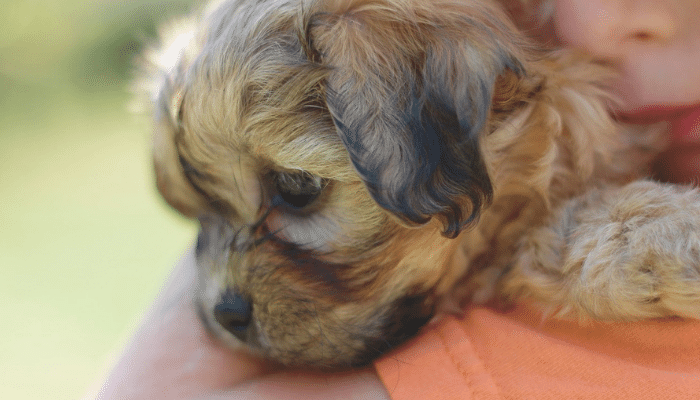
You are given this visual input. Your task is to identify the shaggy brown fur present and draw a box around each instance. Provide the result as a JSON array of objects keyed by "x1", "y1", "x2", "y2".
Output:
[{"x1": 142, "y1": 0, "x2": 700, "y2": 367}]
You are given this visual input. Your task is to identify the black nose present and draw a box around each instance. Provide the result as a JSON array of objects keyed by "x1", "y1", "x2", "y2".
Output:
[{"x1": 214, "y1": 289, "x2": 252, "y2": 340}]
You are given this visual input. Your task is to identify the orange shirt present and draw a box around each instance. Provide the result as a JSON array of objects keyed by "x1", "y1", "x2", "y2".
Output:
[{"x1": 375, "y1": 305, "x2": 700, "y2": 400}]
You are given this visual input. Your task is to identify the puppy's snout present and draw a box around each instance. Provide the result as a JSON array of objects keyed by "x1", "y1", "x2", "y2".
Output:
[{"x1": 214, "y1": 289, "x2": 252, "y2": 340}]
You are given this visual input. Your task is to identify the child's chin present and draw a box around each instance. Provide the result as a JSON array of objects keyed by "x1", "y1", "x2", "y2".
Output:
[
  {"x1": 670, "y1": 105, "x2": 700, "y2": 142},
  {"x1": 653, "y1": 141, "x2": 700, "y2": 184}
]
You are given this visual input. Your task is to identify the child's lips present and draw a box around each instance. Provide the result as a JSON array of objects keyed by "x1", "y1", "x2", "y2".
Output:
[
  {"x1": 616, "y1": 104, "x2": 700, "y2": 128},
  {"x1": 616, "y1": 104, "x2": 700, "y2": 143}
]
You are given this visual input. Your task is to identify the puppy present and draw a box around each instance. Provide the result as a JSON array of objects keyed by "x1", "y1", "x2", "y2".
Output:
[{"x1": 142, "y1": 0, "x2": 700, "y2": 367}]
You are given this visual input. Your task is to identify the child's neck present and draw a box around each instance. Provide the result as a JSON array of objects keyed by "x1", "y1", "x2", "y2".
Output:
[{"x1": 652, "y1": 104, "x2": 700, "y2": 184}]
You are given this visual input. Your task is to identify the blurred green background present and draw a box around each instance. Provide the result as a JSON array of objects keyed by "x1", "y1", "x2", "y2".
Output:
[{"x1": 0, "y1": 1, "x2": 201, "y2": 398}]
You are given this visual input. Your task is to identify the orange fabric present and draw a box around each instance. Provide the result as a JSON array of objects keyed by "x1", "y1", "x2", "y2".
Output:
[{"x1": 374, "y1": 305, "x2": 700, "y2": 400}]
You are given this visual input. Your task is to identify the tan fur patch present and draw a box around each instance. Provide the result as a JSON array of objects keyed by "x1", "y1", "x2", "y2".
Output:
[{"x1": 142, "y1": 0, "x2": 697, "y2": 367}]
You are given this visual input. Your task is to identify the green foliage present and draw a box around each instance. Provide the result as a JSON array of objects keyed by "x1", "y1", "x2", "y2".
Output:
[{"x1": 0, "y1": 1, "x2": 199, "y2": 399}]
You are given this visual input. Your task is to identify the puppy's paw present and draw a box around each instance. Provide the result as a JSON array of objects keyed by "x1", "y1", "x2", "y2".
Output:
[{"x1": 502, "y1": 181, "x2": 700, "y2": 320}]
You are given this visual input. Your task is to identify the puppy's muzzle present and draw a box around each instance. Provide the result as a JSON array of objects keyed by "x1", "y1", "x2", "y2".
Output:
[
  {"x1": 195, "y1": 214, "x2": 258, "y2": 345},
  {"x1": 214, "y1": 288, "x2": 252, "y2": 340}
]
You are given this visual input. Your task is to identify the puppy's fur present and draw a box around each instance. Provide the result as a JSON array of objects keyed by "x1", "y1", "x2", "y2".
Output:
[{"x1": 143, "y1": 0, "x2": 700, "y2": 367}]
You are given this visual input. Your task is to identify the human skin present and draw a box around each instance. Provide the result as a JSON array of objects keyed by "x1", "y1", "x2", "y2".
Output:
[
  {"x1": 90, "y1": 0, "x2": 700, "y2": 398},
  {"x1": 552, "y1": 0, "x2": 700, "y2": 182},
  {"x1": 553, "y1": 0, "x2": 700, "y2": 111},
  {"x1": 88, "y1": 247, "x2": 391, "y2": 400}
]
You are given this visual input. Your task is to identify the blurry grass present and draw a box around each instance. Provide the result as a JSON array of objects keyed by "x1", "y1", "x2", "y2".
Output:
[{"x1": 0, "y1": 1, "x2": 200, "y2": 398}]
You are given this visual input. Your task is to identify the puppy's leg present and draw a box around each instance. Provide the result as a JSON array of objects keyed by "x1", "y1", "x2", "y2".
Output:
[{"x1": 502, "y1": 180, "x2": 700, "y2": 320}]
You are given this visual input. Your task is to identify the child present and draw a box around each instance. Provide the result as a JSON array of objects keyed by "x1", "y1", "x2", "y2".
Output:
[
  {"x1": 551, "y1": 0, "x2": 700, "y2": 183},
  {"x1": 91, "y1": 1, "x2": 700, "y2": 399}
]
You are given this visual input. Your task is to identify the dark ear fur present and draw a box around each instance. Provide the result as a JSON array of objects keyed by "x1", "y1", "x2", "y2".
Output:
[{"x1": 307, "y1": 1, "x2": 525, "y2": 237}]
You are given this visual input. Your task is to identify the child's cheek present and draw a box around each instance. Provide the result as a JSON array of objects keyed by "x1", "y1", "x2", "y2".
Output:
[{"x1": 552, "y1": 0, "x2": 612, "y2": 55}]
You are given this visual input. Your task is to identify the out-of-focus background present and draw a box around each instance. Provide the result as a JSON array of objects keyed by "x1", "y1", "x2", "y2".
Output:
[{"x1": 0, "y1": 1, "x2": 200, "y2": 398}]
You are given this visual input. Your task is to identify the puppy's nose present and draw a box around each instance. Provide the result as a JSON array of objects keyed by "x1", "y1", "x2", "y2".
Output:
[{"x1": 214, "y1": 289, "x2": 252, "y2": 340}]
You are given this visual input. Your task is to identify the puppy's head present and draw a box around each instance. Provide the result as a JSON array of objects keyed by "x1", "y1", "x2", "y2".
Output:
[{"x1": 149, "y1": 0, "x2": 531, "y2": 367}]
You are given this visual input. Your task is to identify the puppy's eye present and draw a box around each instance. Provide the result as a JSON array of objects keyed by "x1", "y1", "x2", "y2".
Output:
[{"x1": 273, "y1": 171, "x2": 327, "y2": 209}]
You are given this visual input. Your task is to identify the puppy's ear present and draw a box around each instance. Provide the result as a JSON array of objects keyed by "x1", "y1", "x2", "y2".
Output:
[
  {"x1": 141, "y1": 20, "x2": 208, "y2": 217},
  {"x1": 152, "y1": 82, "x2": 208, "y2": 217},
  {"x1": 306, "y1": 1, "x2": 527, "y2": 237}
]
